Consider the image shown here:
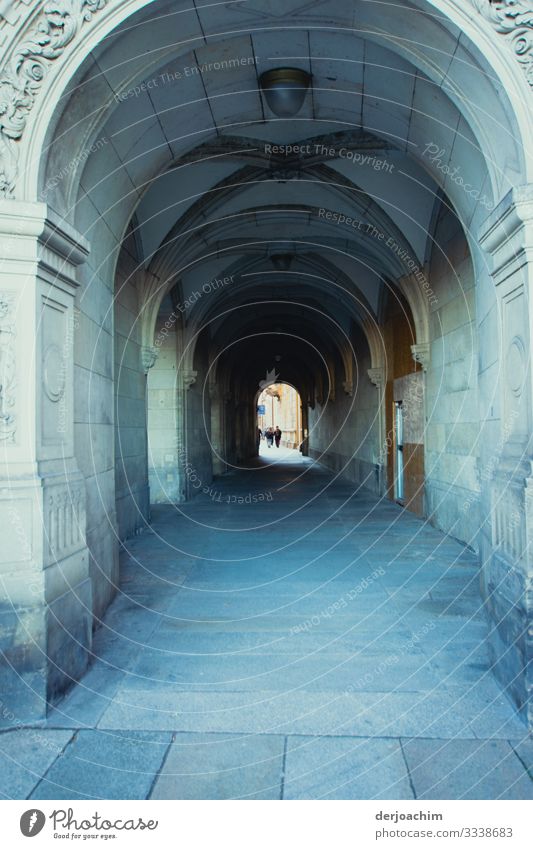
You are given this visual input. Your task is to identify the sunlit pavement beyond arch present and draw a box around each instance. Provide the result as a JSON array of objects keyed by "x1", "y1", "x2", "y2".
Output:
[{"x1": 3, "y1": 455, "x2": 532, "y2": 800}]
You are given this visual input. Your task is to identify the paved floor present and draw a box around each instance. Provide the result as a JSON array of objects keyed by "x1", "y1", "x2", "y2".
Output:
[{"x1": 1, "y1": 450, "x2": 532, "y2": 799}]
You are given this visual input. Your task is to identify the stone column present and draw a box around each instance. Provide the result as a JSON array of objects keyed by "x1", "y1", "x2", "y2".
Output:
[
  {"x1": 0, "y1": 201, "x2": 92, "y2": 723},
  {"x1": 478, "y1": 185, "x2": 533, "y2": 727},
  {"x1": 181, "y1": 369, "x2": 198, "y2": 500},
  {"x1": 209, "y1": 380, "x2": 226, "y2": 476},
  {"x1": 367, "y1": 366, "x2": 386, "y2": 495}
]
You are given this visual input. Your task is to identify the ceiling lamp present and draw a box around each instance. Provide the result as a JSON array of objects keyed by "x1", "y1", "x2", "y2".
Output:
[
  {"x1": 259, "y1": 67, "x2": 312, "y2": 118},
  {"x1": 271, "y1": 253, "x2": 293, "y2": 271}
]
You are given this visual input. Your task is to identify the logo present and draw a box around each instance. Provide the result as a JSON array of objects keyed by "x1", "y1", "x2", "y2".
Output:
[{"x1": 20, "y1": 810, "x2": 46, "y2": 837}]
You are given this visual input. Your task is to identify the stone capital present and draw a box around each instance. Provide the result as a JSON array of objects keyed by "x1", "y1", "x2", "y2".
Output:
[
  {"x1": 0, "y1": 201, "x2": 89, "y2": 291},
  {"x1": 411, "y1": 343, "x2": 430, "y2": 372},
  {"x1": 478, "y1": 184, "x2": 533, "y2": 285},
  {"x1": 367, "y1": 367, "x2": 385, "y2": 387},
  {"x1": 141, "y1": 346, "x2": 158, "y2": 374},
  {"x1": 342, "y1": 380, "x2": 353, "y2": 396},
  {"x1": 183, "y1": 370, "x2": 198, "y2": 390}
]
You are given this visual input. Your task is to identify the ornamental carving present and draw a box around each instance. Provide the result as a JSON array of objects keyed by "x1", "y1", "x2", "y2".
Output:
[
  {"x1": 43, "y1": 343, "x2": 66, "y2": 402},
  {"x1": 141, "y1": 345, "x2": 158, "y2": 373},
  {"x1": 507, "y1": 335, "x2": 526, "y2": 397},
  {"x1": 0, "y1": 0, "x2": 107, "y2": 198},
  {"x1": 367, "y1": 367, "x2": 385, "y2": 388},
  {"x1": 0, "y1": 292, "x2": 16, "y2": 442},
  {"x1": 471, "y1": 0, "x2": 533, "y2": 87},
  {"x1": 411, "y1": 342, "x2": 430, "y2": 372},
  {"x1": 182, "y1": 370, "x2": 198, "y2": 390}
]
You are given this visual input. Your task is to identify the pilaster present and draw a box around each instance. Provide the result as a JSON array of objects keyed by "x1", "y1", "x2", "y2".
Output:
[
  {"x1": 0, "y1": 201, "x2": 92, "y2": 722},
  {"x1": 478, "y1": 184, "x2": 533, "y2": 727},
  {"x1": 368, "y1": 366, "x2": 386, "y2": 495}
]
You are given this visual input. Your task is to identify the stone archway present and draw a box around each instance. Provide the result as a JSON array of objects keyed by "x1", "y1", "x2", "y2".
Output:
[{"x1": 0, "y1": 0, "x2": 532, "y2": 731}]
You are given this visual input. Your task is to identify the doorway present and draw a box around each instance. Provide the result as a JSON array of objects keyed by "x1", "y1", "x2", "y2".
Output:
[{"x1": 394, "y1": 400, "x2": 405, "y2": 503}]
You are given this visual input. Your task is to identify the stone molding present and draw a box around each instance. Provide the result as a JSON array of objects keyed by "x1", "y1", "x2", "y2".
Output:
[
  {"x1": 0, "y1": 0, "x2": 108, "y2": 198},
  {"x1": 0, "y1": 0, "x2": 33, "y2": 29},
  {"x1": 478, "y1": 184, "x2": 533, "y2": 282},
  {"x1": 0, "y1": 291, "x2": 16, "y2": 443},
  {"x1": 470, "y1": 1, "x2": 533, "y2": 88}
]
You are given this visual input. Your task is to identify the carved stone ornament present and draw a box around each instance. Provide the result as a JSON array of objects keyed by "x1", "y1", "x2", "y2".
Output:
[
  {"x1": 43, "y1": 343, "x2": 66, "y2": 402},
  {"x1": 470, "y1": 1, "x2": 533, "y2": 87},
  {"x1": 141, "y1": 345, "x2": 158, "y2": 373},
  {"x1": 367, "y1": 367, "x2": 384, "y2": 388},
  {"x1": 411, "y1": 343, "x2": 430, "y2": 372},
  {"x1": 507, "y1": 335, "x2": 526, "y2": 397},
  {"x1": 183, "y1": 369, "x2": 197, "y2": 390},
  {"x1": 0, "y1": 293, "x2": 16, "y2": 442},
  {"x1": 0, "y1": 0, "x2": 108, "y2": 198}
]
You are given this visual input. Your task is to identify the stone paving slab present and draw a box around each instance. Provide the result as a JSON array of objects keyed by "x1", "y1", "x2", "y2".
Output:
[
  {"x1": 510, "y1": 737, "x2": 533, "y2": 774},
  {"x1": 97, "y1": 689, "x2": 477, "y2": 738},
  {"x1": 143, "y1": 628, "x2": 425, "y2": 656},
  {"x1": 45, "y1": 665, "x2": 126, "y2": 730},
  {"x1": 402, "y1": 738, "x2": 533, "y2": 799},
  {"x1": 122, "y1": 649, "x2": 442, "y2": 693},
  {"x1": 150, "y1": 611, "x2": 410, "y2": 635},
  {"x1": 283, "y1": 736, "x2": 414, "y2": 800},
  {"x1": 163, "y1": 590, "x2": 392, "y2": 620},
  {"x1": 150, "y1": 732, "x2": 285, "y2": 799},
  {"x1": 0, "y1": 730, "x2": 73, "y2": 800},
  {"x1": 30, "y1": 731, "x2": 171, "y2": 800}
]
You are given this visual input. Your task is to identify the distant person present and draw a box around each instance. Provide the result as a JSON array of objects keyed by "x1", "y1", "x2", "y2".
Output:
[
  {"x1": 266, "y1": 427, "x2": 274, "y2": 447},
  {"x1": 274, "y1": 426, "x2": 282, "y2": 448},
  {"x1": 256, "y1": 426, "x2": 262, "y2": 451}
]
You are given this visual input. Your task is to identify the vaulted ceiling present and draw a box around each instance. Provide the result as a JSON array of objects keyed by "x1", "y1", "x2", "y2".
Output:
[{"x1": 41, "y1": 0, "x2": 526, "y2": 383}]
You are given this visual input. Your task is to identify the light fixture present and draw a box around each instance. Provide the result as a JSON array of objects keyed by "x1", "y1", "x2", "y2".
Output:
[
  {"x1": 271, "y1": 253, "x2": 293, "y2": 271},
  {"x1": 259, "y1": 67, "x2": 312, "y2": 118}
]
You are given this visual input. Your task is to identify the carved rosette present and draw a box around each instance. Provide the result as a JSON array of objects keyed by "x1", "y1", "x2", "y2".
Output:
[
  {"x1": 0, "y1": 292, "x2": 16, "y2": 442},
  {"x1": 0, "y1": 0, "x2": 108, "y2": 198},
  {"x1": 471, "y1": 0, "x2": 533, "y2": 87}
]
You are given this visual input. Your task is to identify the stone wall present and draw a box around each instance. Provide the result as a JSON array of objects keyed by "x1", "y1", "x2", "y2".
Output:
[
  {"x1": 114, "y1": 239, "x2": 150, "y2": 540},
  {"x1": 308, "y1": 345, "x2": 379, "y2": 494},
  {"x1": 185, "y1": 335, "x2": 213, "y2": 496},
  {"x1": 425, "y1": 204, "x2": 480, "y2": 549},
  {"x1": 147, "y1": 322, "x2": 183, "y2": 503},
  {"x1": 73, "y1": 247, "x2": 118, "y2": 624}
]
